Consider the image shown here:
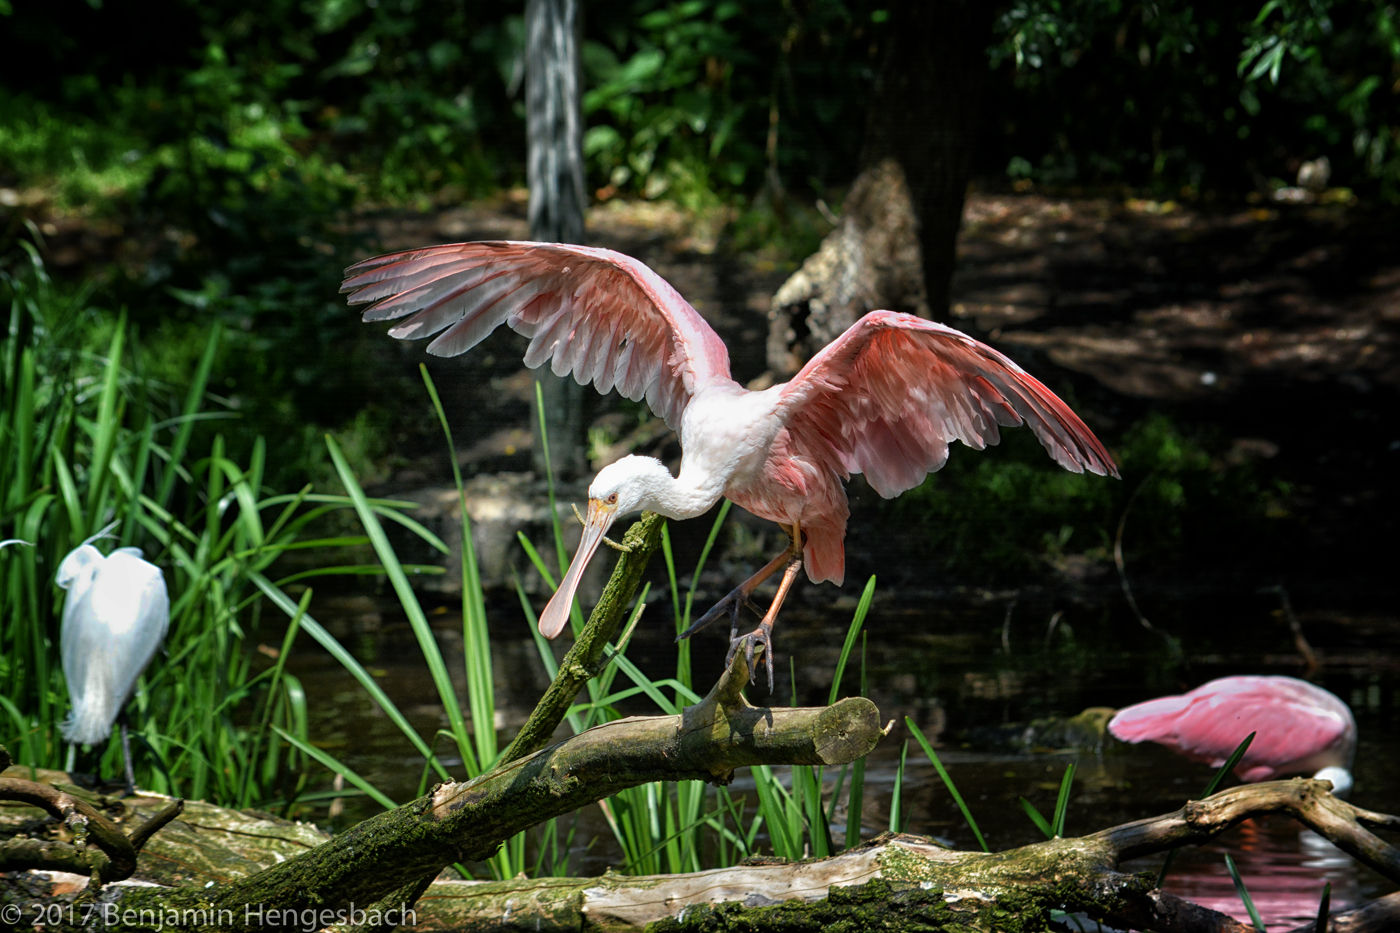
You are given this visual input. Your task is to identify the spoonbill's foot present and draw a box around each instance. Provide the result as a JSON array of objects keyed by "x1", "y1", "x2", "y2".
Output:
[
  {"x1": 727, "y1": 620, "x2": 776, "y2": 692},
  {"x1": 677, "y1": 583, "x2": 765, "y2": 642},
  {"x1": 678, "y1": 544, "x2": 796, "y2": 642}
]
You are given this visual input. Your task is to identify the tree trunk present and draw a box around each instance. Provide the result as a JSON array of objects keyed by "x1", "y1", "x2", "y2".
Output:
[
  {"x1": 526, "y1": 0, "x2": 587, "y2": 480},
  {"x1": 767, "y1": 0, "x2": 994, "y2": 377}
]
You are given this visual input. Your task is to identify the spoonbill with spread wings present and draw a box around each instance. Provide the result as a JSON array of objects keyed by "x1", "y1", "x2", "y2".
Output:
[{"x1": 343, "y1": 241, "x2": 1118, "y2": 686}]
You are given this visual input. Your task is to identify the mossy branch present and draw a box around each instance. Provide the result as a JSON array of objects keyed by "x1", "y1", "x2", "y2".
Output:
[{"x1": 501, "y1": 509, "x2": 666, "y2": 764}]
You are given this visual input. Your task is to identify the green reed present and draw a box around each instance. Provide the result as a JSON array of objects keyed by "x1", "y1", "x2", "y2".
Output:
[{"x1": 0, "y1": 248, "x2": 435, "y2": 807}]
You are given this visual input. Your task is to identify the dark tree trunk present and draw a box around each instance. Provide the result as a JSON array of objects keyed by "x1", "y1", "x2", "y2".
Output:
[
  {"x1": 860, "y1": 0, "x2": 994, "y2": 319},
  {"x1": 767, "y1": 0, "x2": 994, "y2": 377},
  {"x1": 526, "y1": 0, "x2": 587, "y2": 480}
]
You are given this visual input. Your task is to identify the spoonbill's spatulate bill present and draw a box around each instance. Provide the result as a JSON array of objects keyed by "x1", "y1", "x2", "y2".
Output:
[
  {"x1": 57, "y1": 544, "x2": 170, "y2": 791},
  {"x1": 343, "y1": 240, "x2": 1118, "y2": 686},
  {"x1": 1109, "y1": 676, "x2": 1356, "y2": 796}
]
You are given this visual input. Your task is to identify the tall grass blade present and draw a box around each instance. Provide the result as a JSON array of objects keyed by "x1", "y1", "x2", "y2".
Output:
[
  {"x1": 889, "y1": 739, "x2": 909, "y2": 834},
  {"x1": 421, "y1": 365, "x2": 498, "y2": 768},
  {"x1": 1223, "y1": 853, "x2": 1267, "y2": 932},
  {"x1": 251, "y1": 572, "x2": 450, "y2": 782},
  {"x1": 1020, "y1": 798, "x2": 1055, "y2": 839},
  {"x1": 843, "y1": 631, "x2": 868, "y2": 851},
  {"x1": 1160, "y1": 731, "x2": 1257, "y2": 885},
  {"x1": 828, "y1": 576, "x2": 875, "y2": 706},
  {"x1": 906, "y1": 716, "x2": 989, "y2": 852},
  {"x1": 533, "y1": 381, "x2": 570, "y2": 589},
  {"x1": 1052, "y1": 760, "x2": 1076, "y2": 837},
  {"x1": 272, "y1": 726, "x2": 398, "y2": 810},
  {"x1": 325, "y1": 435, "x2": 476, "y2": 774},
  {"x1": 1203, "y1": 733, "x2": 1256, "y2": 797},
  {"x1": 1315, "y1": 881, "x2": 1330, "y2": 933}
]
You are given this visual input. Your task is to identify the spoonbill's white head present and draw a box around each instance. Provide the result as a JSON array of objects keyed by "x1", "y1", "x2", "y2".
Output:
[{"x1": 537, "y1": 456, "x2": 674, "y2": 638}]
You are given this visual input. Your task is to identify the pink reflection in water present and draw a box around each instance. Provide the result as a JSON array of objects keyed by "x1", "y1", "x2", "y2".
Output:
[{"x1": 1161, "y1": 817, "x2": 1359, "y2": 931}]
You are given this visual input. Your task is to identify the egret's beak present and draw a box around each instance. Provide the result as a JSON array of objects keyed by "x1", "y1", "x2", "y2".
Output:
[{"x1": 538, "y1": 498, "x2": 618, "y2": 638}]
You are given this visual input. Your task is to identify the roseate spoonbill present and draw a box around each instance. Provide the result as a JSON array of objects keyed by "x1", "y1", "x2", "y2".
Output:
[
  {"x1": 57, "y1": 543, "x2": 170, "y2": 793},
  {"x1": 342, "y1": 241, "x2": 1118, "y2": 685},
  {"x1": 1109, "y1": 676, "x2": 1356, "y2": 796}
]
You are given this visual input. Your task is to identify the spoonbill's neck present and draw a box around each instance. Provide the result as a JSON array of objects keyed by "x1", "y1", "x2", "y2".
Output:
[{"x1": 648, "y1": 466, "x2": 725, "y2": 520}]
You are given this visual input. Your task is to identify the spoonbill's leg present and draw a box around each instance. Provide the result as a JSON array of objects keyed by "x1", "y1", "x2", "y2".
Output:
[
  {"x1": 729, "y1": 541, "x2": 804, "y2": 692},
  {"x1": 677, "y1": 527, "x2": 801, "y2": 643}
]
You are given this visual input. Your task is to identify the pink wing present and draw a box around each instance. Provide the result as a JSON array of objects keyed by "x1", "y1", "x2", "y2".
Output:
[
  {"x1": 776, "y1": 311, "x2": 1118, "y2": 498},
  {"x1": 1108, "y1": 676, "x2": 1355, "y2": 779},
  {"x1": 342, "y1": 241, "x2": 732, "y2": 429}
]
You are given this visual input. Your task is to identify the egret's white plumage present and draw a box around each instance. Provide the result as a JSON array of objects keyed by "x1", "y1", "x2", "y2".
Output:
[
  {"x1": 344, "y1": 241, "x2": 1118, "y2": 673},
  {"x1": 57, "y1": 544, "x2": 169, "y2": 746}
]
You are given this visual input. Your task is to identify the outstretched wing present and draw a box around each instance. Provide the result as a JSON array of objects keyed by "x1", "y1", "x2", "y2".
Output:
[
  {"x1": 342, "y1": 241, "x2": 732, "y2": 430},
  {"x1": 777, "y1": 311, "x2": 1118, "y2": 498}
]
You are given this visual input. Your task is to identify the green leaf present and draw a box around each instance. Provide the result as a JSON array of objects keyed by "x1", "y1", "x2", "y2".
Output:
[
  {"x1": 1052, "y1": 760, "x2": 1076, "y2": 837},
  {"x1": 1224, "y1": 853, "x2": 1266, "y2": 932},
  {"x1": 1020, "y1": 797, "x2": 1054, "y2": 839},
  {"x1": 906, "y1": 717, "x2": 989, "y2": 852}
]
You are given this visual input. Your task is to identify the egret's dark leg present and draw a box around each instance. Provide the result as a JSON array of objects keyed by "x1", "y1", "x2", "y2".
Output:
[
  {"x1": 729, "y1": 549, "x2": 804, "y2": 692},
  {"x1": 118, "y1": 711, "x2": 137, "y2": 796},
  {"x1": 677, "y1": 535, "x2": 799, "y2": 642}
]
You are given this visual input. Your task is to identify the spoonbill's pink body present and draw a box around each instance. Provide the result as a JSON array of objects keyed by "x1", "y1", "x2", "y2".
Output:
[
  {"x1": 1109, "y1": 675, "x2": 1356, "y2": 795},
  {"x1": 342, "y1": 241, "x2": 1118, "y2": 682}
]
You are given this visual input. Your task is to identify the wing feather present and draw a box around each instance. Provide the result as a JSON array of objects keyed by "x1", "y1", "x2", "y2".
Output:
[
  {"x1": 343, "y1": 241, "x2": 732, "y2": 430},
  {"x1": 778, "y1": 311, "x2": 1118, "y2": 498}
]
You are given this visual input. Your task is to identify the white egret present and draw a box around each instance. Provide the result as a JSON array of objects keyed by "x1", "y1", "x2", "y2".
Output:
[{"x1": 56, "y1": 542, "x2": 169, "y2": 793}]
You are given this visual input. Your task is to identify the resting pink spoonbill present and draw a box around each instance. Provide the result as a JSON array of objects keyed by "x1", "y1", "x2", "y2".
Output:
[
  {"x1": 342, "y1": 241, "x2": 1118, "y2": 686},
  {"x1": 57, "y1": 542, "x2": 169, "y2": 793},
  {"x1": 1109, "y1": 676, "x2": 1356, "y2": 796}
]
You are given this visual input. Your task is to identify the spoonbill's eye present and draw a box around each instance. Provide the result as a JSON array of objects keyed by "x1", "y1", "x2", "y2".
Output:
[{"x1": 607, "y1": 492, "x2": 619, "y2": 504}]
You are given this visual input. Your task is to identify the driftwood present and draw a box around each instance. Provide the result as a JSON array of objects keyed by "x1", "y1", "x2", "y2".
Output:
[
  {"x1": 0, "y1": 746, "x2": 183, "y2": 884},
  {"x1": 385, "y1": 778, "x2": 1400, "y2": 933}
]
